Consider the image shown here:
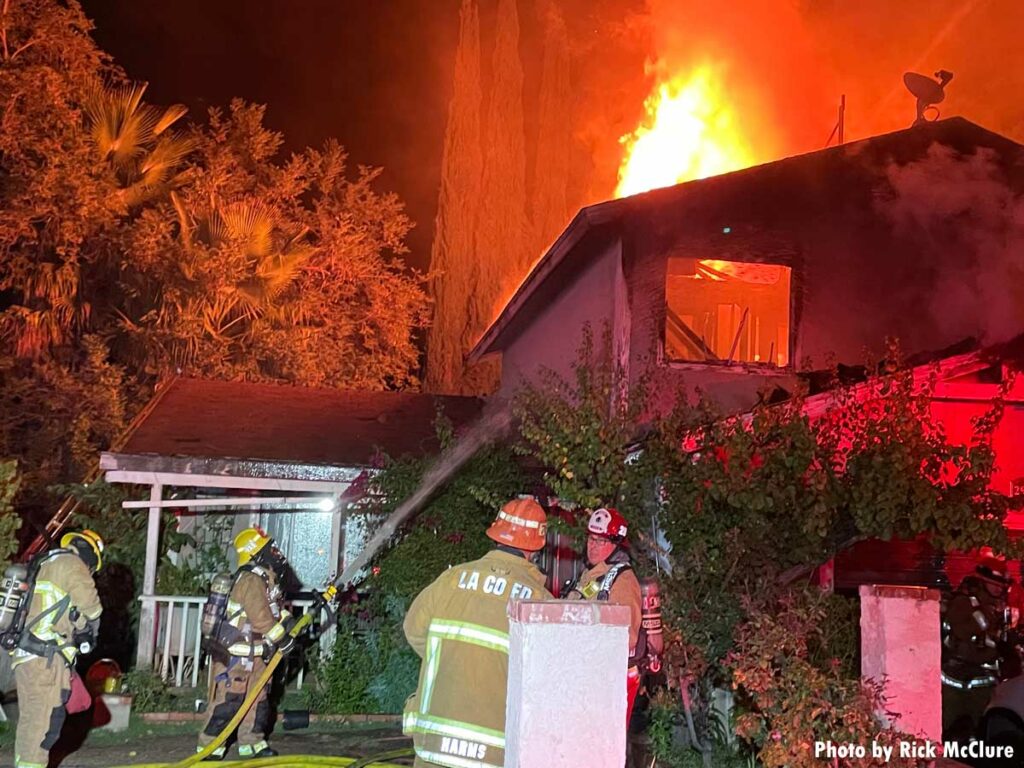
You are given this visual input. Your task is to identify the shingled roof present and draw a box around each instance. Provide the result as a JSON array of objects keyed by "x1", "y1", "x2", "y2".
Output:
[{"x1": 118, "y1": 378, "x2": 484, "y2": 468}]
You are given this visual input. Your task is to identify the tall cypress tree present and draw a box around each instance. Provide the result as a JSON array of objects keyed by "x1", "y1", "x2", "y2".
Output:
[
  {"x1": 532, "y1": 0, "x2": 574, "y2": 252},
  {"x1": 426, "y1": 0, "x2": 485, "y2": 394},
  {"x1": 458, "y1": 0, "x2": 529, "y2": 394}
]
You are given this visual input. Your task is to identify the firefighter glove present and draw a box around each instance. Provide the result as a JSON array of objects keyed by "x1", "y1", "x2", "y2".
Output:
[
  {"x1": 75, "y1": 618, "x2": 101, "y2": 654},
  {"x1": 262, "y1": 634, "x2": 296, "y2": 662}
]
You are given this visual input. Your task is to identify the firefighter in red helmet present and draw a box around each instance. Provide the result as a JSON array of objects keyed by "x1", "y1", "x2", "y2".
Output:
[
  {"x1": 403, "y1": 497, "x2": 553, "y2": 768},
  {"x1": 567, "y1": 507, "x2": 644, "y2": 727}
]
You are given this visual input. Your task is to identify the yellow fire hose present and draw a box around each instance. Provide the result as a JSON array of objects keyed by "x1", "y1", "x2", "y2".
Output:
[{"x1": 111, "y1": 606, "x2": 410, "y2": 768}]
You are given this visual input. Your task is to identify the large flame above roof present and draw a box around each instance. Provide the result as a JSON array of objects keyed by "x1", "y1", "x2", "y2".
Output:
[{"x1": 615, "y1": 65, "x2": 759, "y2": 198}]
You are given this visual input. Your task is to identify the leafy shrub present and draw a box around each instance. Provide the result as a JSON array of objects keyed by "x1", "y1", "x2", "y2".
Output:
[
  {"x1": 648, "y1": 691, "x2": 751, "y2": 768},
  {"x1": 122, "y1": 668, "x2": 174, "y2": 713},
  {"x1": 365, "y1": 595, "x2": 420, "y2": 713},
  {"x1": 512, "y1": 328, "x2": 1019, "y2": 756},
  {"x1": 0, "y1": 460, "x2": 23, "y2": 569},
  {"x1": 304, "y1": 595, "x2": 420, "y2": 715},
  {"x1": 304, "y1": 613, "x2": 379, "y2": 714},
  {"x1": 727, "y1": 590, "x2": 913, "y2": 768},
  {"x1": 369, "y1": 435, "x2": 526, "y2": 601}
]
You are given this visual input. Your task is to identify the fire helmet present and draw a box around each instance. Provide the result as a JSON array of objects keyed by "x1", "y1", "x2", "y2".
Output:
[
  {"x1": 587, "y1": 507, "x2": 628, "y2": 542},
  {"x1": 61, "y1": 529, "x2": 105, "y2": 572},
  {"x1": 977, "y1": 555, "x2": 1012, "y2": 586},
  {"x1": 234, "y1": 527, "x2": 273, "y2": 566},
  {"x1": 486, "y1": 498, "x2": 548, "y2": 552}
]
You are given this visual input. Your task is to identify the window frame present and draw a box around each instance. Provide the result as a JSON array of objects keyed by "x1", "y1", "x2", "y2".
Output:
[{"x1": 659, "y1": 253, "x2": 797, "y2": 372}]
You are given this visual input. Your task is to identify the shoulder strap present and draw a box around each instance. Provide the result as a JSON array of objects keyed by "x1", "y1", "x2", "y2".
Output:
[
  {"x1": 240, "y1": 564, "x2": 272, "y2": 588},
  {"x1": 227, "y1": 565, "x2": 273, "y2": 621},
  {"x1": 597, "y1": 563, "x2": 632, "y2": 601},
  {"x1": 18, "y1": 551, "x2": 75, "y2": 650}
]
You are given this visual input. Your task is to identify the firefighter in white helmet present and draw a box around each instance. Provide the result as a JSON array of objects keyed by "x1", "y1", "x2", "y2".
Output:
[
  {"x1": 567, "y1": 507, "x2": 644, "y2": 726},
  {"x1": 403, "y1": 497, "x2": 553, "y2": 768}
]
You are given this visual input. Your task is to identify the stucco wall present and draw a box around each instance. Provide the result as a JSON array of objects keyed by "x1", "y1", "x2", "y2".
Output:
[
  {"x1": 497, "y1": 238, "x2": 621, "y2": 398},
  {"x1": 506, "y1": 600, "x2": 629, "y2": 768},
  {"x1": 859, "y1": 585, "x2": 942, "y2": 741}
]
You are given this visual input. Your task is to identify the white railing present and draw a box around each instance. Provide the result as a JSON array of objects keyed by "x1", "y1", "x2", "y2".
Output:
[{"x1": 138, "y1": 595, "x2": 336, "y2": 690}]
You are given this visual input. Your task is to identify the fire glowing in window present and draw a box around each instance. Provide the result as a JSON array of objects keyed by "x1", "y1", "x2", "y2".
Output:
[{"x1": 665, "y1": 257, "x2": 790, "y2": 366}]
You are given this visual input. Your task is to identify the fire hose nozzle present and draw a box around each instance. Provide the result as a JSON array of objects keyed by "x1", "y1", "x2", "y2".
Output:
[{"x1": 307, "y1": 584, "x2": 339, "y2": 637}]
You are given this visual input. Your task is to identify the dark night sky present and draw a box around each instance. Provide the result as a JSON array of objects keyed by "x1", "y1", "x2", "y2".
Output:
[{"x1": 80, "y1": 0, "x2": 463, "y2": 272}]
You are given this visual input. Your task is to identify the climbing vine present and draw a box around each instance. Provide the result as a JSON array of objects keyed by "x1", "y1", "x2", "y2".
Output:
[
  {"x1": 308, "y1": 412, "x2": 527, "y2": 713},
  {"x1": 514, "y1": 327, "x2": 1020, "y2": 763}
]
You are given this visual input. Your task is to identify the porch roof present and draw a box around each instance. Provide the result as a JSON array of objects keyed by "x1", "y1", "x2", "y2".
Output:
[{"x1": 100, "y1": 377, "x2": 484, "y2": 482}]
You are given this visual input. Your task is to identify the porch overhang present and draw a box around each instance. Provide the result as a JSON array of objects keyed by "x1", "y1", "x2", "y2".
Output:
[{"x1": 100, "y1": 451, "x2": 361, "y2": 493}]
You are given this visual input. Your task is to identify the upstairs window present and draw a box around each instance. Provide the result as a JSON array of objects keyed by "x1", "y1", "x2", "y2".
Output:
[{"x1": 664, "y1": 257, "x2": 791, "y2": 366}]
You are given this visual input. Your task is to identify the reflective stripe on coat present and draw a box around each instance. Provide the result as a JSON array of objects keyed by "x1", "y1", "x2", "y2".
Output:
[{"x1": 402, "y1": 549, "x2": 552, "y2": 768}]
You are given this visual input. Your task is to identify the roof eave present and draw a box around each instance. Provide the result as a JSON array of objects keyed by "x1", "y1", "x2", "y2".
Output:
[{"x1": 100, "y1": 451, "x2": 367, "y2": 484}]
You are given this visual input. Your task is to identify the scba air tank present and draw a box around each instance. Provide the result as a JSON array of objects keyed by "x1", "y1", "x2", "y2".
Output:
[
  {"x1": 201, "y1": 573, "x2": 234, "y2": 639},
  {"x1": 640, "y1": 577, "x2": 664, "y2": 671},
  {"x1": 0, "y1": 564, "x2": 30, "y2": 647}
]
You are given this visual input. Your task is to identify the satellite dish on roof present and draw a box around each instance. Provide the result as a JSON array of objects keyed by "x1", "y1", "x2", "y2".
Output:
[{"x1": 903, "y1": 70, "x2": 953, "y2": 126}]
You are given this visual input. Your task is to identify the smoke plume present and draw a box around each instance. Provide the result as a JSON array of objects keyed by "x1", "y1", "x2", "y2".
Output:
[{"x1": 880, "y1": 143, "x2": 1024, "y2": 344}]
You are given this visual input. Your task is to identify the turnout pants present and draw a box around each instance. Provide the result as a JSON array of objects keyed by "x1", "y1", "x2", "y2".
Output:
[
  {"x1": 14, "y1": 656, "x2": 71, "y2": 768},
  {"x1": 626, "y1": 666, "x2": 641, "y2": 728},
  {"x1": 198, "y1": 657, "x2": 272, "y2": 758}
]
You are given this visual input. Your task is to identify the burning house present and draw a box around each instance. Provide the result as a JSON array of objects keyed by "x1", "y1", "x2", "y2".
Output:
[
  {"x1": 470, "y1": 117, "x2": 1024, "y2": 415},
  {"x1": 469, "y1": 115, "x2": 1024, "y2": 744},
  {"x1": 472, "y1": 113, "x2": 1024, "y2": 553}
]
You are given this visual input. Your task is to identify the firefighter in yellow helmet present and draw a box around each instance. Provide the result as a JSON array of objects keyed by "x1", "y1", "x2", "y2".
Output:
[
  {"x1": 197, "y1": 527, "x2": 295, "y2": 761},
  {"x1": 9, "y1": 529, "x2": 103, "y2": 768},
  {"x1": 403, "y1": 497, "x2": 553, "y2": 768}
]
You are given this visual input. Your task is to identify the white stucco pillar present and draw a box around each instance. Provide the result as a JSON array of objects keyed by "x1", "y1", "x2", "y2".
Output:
[
  {"x1": 859, "y1": 584, "x2": 942, "y2": 741},
  {"x1": 505, "y1": 600, "x2": 630, "y2": 768}
]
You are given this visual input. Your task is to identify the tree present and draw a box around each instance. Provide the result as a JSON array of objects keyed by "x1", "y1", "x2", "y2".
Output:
[
  {"x1": 122, "y1": 101, "x2": 429, "y2": 388},
  {"x1": 0, "y1": 0, "x2": 118, "y2": 358},
  {"x1": 0, "y1": 336, "x2": 126, "y2": 519},
  {"x1": 426, "y1": 0, "x2": 485, "y2": 395},
  {"x1": 532, "y1": 0, "x2": 574, "y2": 251},
  {"x1": 475, "y1": 0, "x2": 530, "y2": 361},
  {"x1": 0, "y1": 2, "x2": 430, "y2": 537}
]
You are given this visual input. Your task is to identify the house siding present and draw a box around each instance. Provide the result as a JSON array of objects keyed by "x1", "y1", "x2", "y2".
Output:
[{"x1": 497, "y1": 238, "x2": 622, "y2": 397}]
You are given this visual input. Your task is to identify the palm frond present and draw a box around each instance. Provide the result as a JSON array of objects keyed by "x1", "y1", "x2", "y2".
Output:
[
  {"x1": 210, "y1": 200, "x2": 277, "y2": 258},
  {"x1": 153, "y1": 104, "x2": 188, "y2": 136},
  {"x1": 255, "y1": 247, "x2": 312, "y2": 301},
  {"x1": 86, "y1": 82, "x2": 160, "y2": 168}
]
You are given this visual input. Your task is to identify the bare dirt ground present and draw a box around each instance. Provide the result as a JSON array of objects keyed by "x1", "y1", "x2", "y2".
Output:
[{"x1": 0, "y1": 720, "x2": 412, "y2": 767}]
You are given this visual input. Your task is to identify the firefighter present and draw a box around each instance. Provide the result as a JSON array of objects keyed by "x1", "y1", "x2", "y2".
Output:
[
  {"x1": 941, "y1": 554, "x2": 1015, "y2": 742},
  {"x1": 11, "y1": 529, "x2": 104, "y2": 768},
  {"x1": 567, "y1": 507, "x2": 644, "y2": 727},
  {"x1": 197, "y1": 527, "x2": 295, "y2": 761},
  {"x1": 403, "y1": 497, "x2": 553, "y2": 768}
]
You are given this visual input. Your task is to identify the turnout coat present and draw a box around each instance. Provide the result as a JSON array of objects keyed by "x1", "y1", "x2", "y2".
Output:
[{"x1": 402, "y1": 549, "x2": 552, "y2": 768}]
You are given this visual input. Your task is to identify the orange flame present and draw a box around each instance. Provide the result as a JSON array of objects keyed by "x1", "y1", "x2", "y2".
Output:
[{"x1": 615, "y1": 65, "x2": 759, "y2": 198}]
